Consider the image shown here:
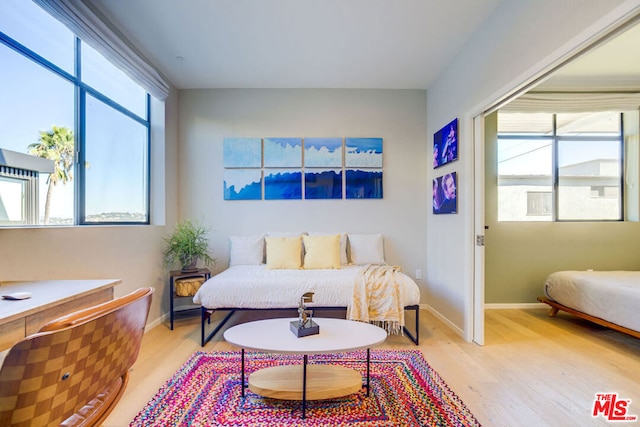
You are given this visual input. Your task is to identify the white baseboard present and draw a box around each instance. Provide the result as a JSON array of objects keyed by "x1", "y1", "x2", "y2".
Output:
[
  {"x1": 484, "y1": 303, "x2": 548, "y2": 310},
  {"x1": 144, "y1": 314, "x2": 165, "y2": 333},
  {"x1": 421, "y1": 303, "x2": 465, "y2": 339}
]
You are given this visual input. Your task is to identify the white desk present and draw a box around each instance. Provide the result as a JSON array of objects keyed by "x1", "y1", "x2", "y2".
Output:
[
  {"x1": 224, "y1": 317, "x2": 386, "y2": 419},
  {"x1": 0, "y1": 279, "x2": 120, "y2": 351}
]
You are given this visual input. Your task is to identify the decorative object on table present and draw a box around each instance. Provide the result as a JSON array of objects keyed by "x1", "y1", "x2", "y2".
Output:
[
  {"x1": 162, "y1": 219, "x2": 214, "y2": 272},
  {"x1": 131, "y1": 350, "x2": 481, "y2": 427},
  {"x1": 433, "y1": 171, "x2": 457, "y2": 214},
  {"x1": 290, "y1": 292, "x2": 319, "y2": 337},
  {"x1": 434, "y1": 118, "x2": 458, "y2": 168}
]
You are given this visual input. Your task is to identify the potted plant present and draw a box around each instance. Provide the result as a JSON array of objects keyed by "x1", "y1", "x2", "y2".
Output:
[{"x1": 163, "y1": 219, "x2": 214, "y2": 272}]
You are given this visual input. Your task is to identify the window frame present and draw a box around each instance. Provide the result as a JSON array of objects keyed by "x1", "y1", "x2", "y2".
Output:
[
  {"x1": 498, "y1": 112, "x2": 624, "y2": 222},
  {"x1": 0, "y1": 28, "x2": 151, "y2": 226}
]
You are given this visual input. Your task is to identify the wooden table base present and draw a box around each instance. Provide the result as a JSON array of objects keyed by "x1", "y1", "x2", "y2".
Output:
[{"x1": 249, "y1": 364, "x2": 362, "y2": 400}]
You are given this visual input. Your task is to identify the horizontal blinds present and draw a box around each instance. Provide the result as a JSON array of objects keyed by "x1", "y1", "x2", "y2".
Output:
[{"x1": 501, "y1": 92, "x2": 640, "y2": 113}]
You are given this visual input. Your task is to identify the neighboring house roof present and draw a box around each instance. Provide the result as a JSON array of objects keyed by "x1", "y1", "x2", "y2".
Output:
[{"x1": 0, "y1": 148, "x2": 54, "y2": 174}]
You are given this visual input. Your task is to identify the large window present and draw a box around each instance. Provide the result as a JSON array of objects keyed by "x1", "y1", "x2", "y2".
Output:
[
  {"x1": 0, "y1": 0, "x2": 150, "y2": 226},
  {"x1": 497, "y1": 111, "x2": 623, "y2": 221}
]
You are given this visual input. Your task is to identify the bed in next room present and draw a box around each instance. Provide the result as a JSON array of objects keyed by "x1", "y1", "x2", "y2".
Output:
[{"x1": 538, "y1": 270, "x2": 640, "y2": 339}]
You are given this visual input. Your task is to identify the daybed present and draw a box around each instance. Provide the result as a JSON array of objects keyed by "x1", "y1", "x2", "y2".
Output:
[
  {"x1": 537, "y1": 270, "x2": 640, "y2": 339},
  {"x1": 193, "y1": 233, "x2": 422, "y2": 346}
]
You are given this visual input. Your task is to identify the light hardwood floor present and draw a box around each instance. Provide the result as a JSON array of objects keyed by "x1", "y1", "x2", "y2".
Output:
[{"x1": 103, "y1": 308, "x2": 640, "y2": 426}]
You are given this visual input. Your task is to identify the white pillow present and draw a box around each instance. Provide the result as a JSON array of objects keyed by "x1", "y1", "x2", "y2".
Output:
[
  {"x1": 229, "y1": 235, "x2": 264, "y2": 266},
  {"x1": 348, "y1": 233, "x2": 385, "y2": 265},
  {"x1": 307, "y1": 231, "x2": 348, "y2": 265}
]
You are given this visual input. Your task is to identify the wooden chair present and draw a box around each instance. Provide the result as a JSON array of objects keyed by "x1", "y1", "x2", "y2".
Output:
[{"x1": 0, "y1": 287, "x2": 153, "y2": 427}]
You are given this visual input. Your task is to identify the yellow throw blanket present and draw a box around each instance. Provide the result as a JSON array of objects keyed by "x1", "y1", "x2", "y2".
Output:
[{"x1": 347, "y1": 264, "x2": 405, "y2": 335}]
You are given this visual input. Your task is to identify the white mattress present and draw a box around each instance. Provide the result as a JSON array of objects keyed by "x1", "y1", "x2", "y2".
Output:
[
  {"x1": 193, "y1": 265, "x2": 421, "y2": 309},
  {"x1": 543, "y1": 270, "x2": 640, "y2": 332}
]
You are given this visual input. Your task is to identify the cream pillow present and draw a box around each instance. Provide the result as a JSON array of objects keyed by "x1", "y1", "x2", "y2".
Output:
[
  {"x1": 307, "y1": 231, "x2": 348, "y2": 265},
  {"x1": 348, "y1": 233, "x2": 386, "y2": 265},
  {"x1": 303, "y1": 234, "x2": 341, "y2": 269},
  {"x1": 265, "y1": 236, "x2": 303, "y2": 269},
  {"x1": 229, "y1": 235, "x2": 264, "y2": 266}
]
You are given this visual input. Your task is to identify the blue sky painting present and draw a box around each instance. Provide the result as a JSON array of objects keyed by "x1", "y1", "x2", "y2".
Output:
[
  {"x1": 264, "y1": 169, "x2": 302, "y2": 200},
  {"x1": 223, "y1": 138, "x2": 262, "y2": 168},
  {"x1": 304, "y1": 138, "x2": 342, "y2": 167},
  {"x1": 345, "y1": 137, "x2": 383, "y2": 168},
  {"x1": 346, "y1": 169, "x2": 383, "y2": 199},
  {"x1": 305, "y1": 169, "x2": 342, "y2": 199},
  {"x1": 224, "y1": 169, "x2": 262, "y2": 200},
  {"x1": 264, "y1": 138, "x2": 302, "y2": 167}
]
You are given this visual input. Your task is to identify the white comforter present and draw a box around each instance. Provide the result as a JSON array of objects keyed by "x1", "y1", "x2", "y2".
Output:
[
  {"x1": 544, "y1": 270, "x2": 640, "y2": 332},
  {"x1": 193, "y1": 265, "x2": 421, "y2": 309}
]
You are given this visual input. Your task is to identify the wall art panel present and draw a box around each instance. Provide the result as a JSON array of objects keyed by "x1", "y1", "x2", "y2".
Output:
[
  {"x1": 346, "y1": 169, "x2": 383, "y2": 199},
  {"x1": 264, "y1": 169, "x2": 302, "y2": 200},
  {"x1": 264, "y1": 138, "x2": 302, "y2": 167},
  {"x1": 224, "y1": 169, "x2": 262, "y2": 200},
  {"x1": 345, "y1": 137, "x2": 383, "y2": 168},
  {"x1": 304, "y1": 137, "x2": 343, "y2": 167},
  {"x1": 223, "y1": 138, "x2": 262, "y2": 168}
]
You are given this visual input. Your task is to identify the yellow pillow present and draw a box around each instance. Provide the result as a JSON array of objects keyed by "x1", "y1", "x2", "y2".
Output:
[
  {"x1": 303, "y1": 234, "x2": 341, "y2": 269},
  {"x1": 265, "y1": 236, "x2": 303, "y2": 269}
]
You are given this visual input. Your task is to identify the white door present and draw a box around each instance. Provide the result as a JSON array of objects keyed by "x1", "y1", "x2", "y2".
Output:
[{"x1": 473, "y1": 114, "x2": 485, "y2": 345}]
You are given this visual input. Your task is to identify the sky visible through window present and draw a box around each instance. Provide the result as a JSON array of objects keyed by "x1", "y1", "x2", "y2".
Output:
[
  {"x1": 0, "y1": 0, "x2": 147, "y2": 222},
  {"x1": 497, "y1": 111, "x2": 621, "y2": 176}
]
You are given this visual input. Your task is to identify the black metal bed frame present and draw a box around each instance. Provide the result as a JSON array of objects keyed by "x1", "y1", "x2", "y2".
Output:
[{"x1": 200, "y1": 304, "x2": 420, "y2": 346}]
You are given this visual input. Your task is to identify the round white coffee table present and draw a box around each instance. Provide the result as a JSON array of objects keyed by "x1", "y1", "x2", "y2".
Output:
[{"x1": 223, "y1": 317, "x2": 387, "y2": 419}]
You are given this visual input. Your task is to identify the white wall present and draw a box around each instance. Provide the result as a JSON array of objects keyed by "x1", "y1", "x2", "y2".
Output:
[
  {"x1": 426, "y1": 0, "x2": 640, "y2": 339},
  {"x1": 177, "y1": 89, "x2": 429, "y2": 298}
]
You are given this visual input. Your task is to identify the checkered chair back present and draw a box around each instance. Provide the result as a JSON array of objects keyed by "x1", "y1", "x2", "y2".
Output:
[{"x1": 0, "y1": 287, "x2": 153, "y2": 427}]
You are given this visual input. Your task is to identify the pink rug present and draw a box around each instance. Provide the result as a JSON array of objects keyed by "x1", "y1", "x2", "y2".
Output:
[{"x1": 131, "y1": 349, "x2": 481, "y2": 426}]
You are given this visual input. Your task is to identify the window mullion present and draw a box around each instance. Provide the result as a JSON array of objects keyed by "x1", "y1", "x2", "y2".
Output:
[{"x1": 76, "y1": 36, "x2": 85, "y2": 225}]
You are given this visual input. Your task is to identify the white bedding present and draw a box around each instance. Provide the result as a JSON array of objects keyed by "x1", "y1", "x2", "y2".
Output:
[
  {"x1": 193, "y1": 265, "x2": 421, "y2": 310},
  {"x1": 544, "y1": 270, "x2": 640, "y2": 332}
]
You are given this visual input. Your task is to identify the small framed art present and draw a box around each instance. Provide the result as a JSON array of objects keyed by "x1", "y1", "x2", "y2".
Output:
[
  {"x1": 433, "y1": 119, "x2": 458, "y2": 168},
  {"x1": 433, "y1": 172, "x2": 457, "y2": 214}
]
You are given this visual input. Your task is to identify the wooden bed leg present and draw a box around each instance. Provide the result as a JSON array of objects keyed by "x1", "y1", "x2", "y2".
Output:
[{"x1": 548, "y1": 307, "x2": 559, "y2": 317}]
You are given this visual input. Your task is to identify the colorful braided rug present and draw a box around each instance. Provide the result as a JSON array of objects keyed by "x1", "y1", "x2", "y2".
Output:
[{"x1": 131, "y1": 349, "x2": 481, "y2": 427}]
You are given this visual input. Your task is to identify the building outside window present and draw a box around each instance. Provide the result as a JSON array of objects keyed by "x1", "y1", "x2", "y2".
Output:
[{"x1": 0, "y1": 0, "x2": 151, "y2": 226}]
